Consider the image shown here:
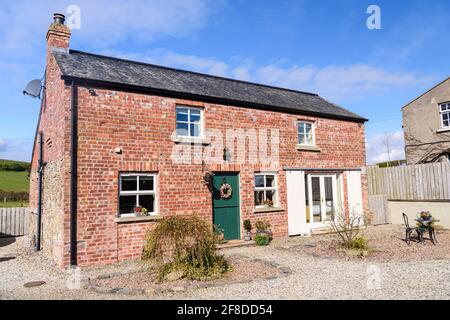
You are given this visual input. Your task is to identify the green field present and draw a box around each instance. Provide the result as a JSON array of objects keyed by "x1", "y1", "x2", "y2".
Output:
[
  {"x1": 0, "y1": 159, "x2": 30, "y2": 207},
  {"x1": 0, "y1": 170, "x2": 30, "y2": 192}
]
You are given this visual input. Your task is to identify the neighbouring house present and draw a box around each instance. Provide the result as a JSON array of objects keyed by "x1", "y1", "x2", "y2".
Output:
[
  {"x1": 29, "y1": 14, "x2": 368, "y2": 268},
  {"x1": 403, "y1": 77, "x2": 450, "y2": 164}
]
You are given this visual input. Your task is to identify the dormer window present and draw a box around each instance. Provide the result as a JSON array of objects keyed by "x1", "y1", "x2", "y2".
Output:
[
  {"x1": 440, "y1": 102, "x2": 450, "y2": 129},
  {"x1": 297, "y1": 121, "x2": 315, "y2": 146}
]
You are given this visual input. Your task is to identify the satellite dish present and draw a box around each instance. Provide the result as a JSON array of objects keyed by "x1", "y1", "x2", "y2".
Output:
[{"x1": 23, "y1": 79, "x2": 43, "y2": 98}]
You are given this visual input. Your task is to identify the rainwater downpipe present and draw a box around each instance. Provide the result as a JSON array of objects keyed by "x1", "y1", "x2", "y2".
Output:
[
  {"x1": 70, "y1": 81, "x2": 78, "y2": 266},
  {"x1": 35, "y1": 131, "x2": 43, "y2": 251}
]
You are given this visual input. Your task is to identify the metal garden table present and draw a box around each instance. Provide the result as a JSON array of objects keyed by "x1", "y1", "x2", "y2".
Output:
[{"x1": 414, "y1": 218, "x2": 439, "y2": 245}]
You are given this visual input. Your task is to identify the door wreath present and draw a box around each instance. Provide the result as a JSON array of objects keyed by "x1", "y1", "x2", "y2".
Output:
[{"x1": 219, "y1": 183, "x2": 233, "y2": 199}]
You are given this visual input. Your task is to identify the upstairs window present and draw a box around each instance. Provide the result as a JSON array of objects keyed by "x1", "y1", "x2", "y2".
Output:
[
  {"x1": 176, "y1": 106, "x2": 203, "y2": 138},
  {"x1": 297, "y1": 121, "x2": 315, "y2": 146},
  {"x1": 440, "y1": 102, "x2": 450, "y2": 129},
  {"x1": 119, "y1": 174, "x2": 157, "y2": 216}
]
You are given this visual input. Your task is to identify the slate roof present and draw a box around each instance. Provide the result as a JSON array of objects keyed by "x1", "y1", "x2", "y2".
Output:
[{"x1": 53, "y1": 50, "x2": 367, "y2": 122}]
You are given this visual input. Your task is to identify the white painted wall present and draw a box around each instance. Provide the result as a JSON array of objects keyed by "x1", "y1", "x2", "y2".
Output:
[{"x1": 389, "y1": 201, "x2": 450, "y2": 229}]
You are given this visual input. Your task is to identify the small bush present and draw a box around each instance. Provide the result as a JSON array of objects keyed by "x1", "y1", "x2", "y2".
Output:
[
  {"x1": 142, "y1": 215, "x2": 230, "y2": 281},
  {"x1": 254, "y1": 233, "x2": 270, "y2": 246},
  {"x1": 343, "y1": 235, "x2": 368, "y2": 251},
  {"x1": 0, "y1": 190, "x2": 29, "y2": 202}
]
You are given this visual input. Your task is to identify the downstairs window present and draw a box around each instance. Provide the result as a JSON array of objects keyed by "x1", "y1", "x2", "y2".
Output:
[{"x1": 119, "y1": 173, "x2": 157, "y2": 216}]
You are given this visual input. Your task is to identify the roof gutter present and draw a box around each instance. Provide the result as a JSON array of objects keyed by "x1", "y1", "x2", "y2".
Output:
[
  {"x1": 70, "y1": 81, "x2": 78, "y2": 266},
  {"x1": 283, "y1": 167, "x2": 362, "y2": 172},
  {"x1": 61, "y1": 76, "x2": 368, "y2": 123}
]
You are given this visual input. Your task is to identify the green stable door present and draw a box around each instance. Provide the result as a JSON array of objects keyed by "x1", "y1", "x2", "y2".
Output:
[{"x1": 212, "y1": 173, "x2": 240, "y2": 240}]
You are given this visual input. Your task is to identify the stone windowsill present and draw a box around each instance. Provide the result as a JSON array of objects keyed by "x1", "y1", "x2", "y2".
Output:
[
  {"x1": 436, "y1": 128, "x2": 450, "y2": 133},
  {"x1": 172, "y1": 136, "x2": 211, "y2": 145},
  {"x1": 296, "y1": 144, "x2": 321, "y2": 152},
  {"x1": 254, "y1": 207, "x2": 285, "y2": 214},
  {"x1": 114, "y1": 215, "x2": 163, "y2": 223}
]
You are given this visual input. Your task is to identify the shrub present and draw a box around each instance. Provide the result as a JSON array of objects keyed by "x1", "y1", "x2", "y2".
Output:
[
  {"x1": 142, "y1": 215, "x2": 230, "y2": 281},
  {"x1": 344, "y1": 235, "x2": 368, "y2": 250},
  {"x1": 0, "y1": 160, "x2": 30, "y2": 171},
  {"x1": 243, "y1": 219, "x2": 252, "y2": 232},
  {"x1": 254, "y1": 233, "x2": 270, "y2": 246},
  {"x1": 328, "y1": 208, "x2": 363, "y2": 246},
  {"x1": 0, "y1": 190, "x2": 29, "y2": 202}
]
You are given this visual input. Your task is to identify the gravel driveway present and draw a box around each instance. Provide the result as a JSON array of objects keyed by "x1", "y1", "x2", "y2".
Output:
[{"x1": 1, "y1": 225, "x2": 449, "y2": 300}]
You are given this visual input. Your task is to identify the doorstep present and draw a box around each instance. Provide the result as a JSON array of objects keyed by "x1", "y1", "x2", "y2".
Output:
[{"x1": 217, "y1": 240, "x2": 255, "y2": 250}]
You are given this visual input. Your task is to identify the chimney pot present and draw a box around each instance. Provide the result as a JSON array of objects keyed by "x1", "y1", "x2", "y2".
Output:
[{"x1": 53, "y1": 13, "x2": 65, "y2": 25}]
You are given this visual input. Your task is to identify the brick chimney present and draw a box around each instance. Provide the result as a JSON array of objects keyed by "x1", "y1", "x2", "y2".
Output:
[{"x1": 46, "y1": 13, "x2": 71, "y2": 53}]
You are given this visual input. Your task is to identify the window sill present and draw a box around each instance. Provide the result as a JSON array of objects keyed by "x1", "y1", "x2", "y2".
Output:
[
  {"x1": 254, "y1": 207, "x2": 284, "y2": 214},
  {"x1": 437, "y1": 128, "x2": 450, "y2": 133},
  {"x1": 296, "y1": 145, "x2": 321, "y2": 152},
  {"x1": 172, "y1": 136, "x2": 211, "y2": 145},
  {"x1": 114, "y1": 215, "x2": 163, "y2": 224}
]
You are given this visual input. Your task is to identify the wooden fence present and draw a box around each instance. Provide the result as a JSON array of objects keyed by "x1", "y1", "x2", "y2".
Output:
[
  {"x1": 366, "y1": 162, "x2": 450, "y2": 201},
  {"x1": 368, "y1": 194, "x2": 390, "y2": 225},
  {"x1": 0, "y1": 207, "x2": 29, "y2": 237}
]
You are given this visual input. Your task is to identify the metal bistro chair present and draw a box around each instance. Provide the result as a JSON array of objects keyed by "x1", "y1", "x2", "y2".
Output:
[{"x1": 402, "y1": 213, "x2": 422, "y2": 245}]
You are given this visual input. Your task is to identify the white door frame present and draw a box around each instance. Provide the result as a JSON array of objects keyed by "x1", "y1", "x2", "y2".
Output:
[{"x1": 307, "y1": 174, "x2": 339, "y2": 231}]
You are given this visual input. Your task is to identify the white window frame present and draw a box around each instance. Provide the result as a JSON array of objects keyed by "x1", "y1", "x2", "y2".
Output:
[
  {"x1": 254, "y1": 173, "x2": 278, "y2": 208},
  {"x1": 439, "y1": 102, "x2": 450, "y2": 129},
  {"x1": 119, "y1": 173, "x2": 158, "y2": 216},
  {"x1": 176, "y1": 106, "x2": 204, "y2": 138},
  {"x1": 297, "y1": 121, "x2": 316, "y2": 146}
]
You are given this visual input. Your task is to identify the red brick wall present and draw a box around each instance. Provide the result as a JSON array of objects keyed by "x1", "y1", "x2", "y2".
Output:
[{"x1": 68, "y1": 86, "x2": 366, "y2": 267}]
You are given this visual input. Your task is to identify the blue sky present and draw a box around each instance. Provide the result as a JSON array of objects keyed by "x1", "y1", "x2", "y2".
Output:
[{"x1": 0, "y1": 0, "x2": 449, "y2": 163}]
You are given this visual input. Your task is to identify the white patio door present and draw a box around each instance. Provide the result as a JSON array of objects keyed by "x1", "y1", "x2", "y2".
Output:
[{"x1": 307, "y1": 175, "x2": 337, "y2": 230}]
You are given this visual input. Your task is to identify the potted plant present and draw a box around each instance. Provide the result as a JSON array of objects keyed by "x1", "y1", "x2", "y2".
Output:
[
  {"x1": 243, "y1": 219, "x2": 252, "y2": 241},
  {"x1": 263, "y1": 199, "x2": 274, "y2": 208},
  {"x1": 419, "y1": 211, "x2": 432, "y2": 221},
  {"x1": 254, "y1": 220, "x2": 273, "y2": 246},
  {"x1": 135, "y1": 206, "x2": 149, "y2": 217}
]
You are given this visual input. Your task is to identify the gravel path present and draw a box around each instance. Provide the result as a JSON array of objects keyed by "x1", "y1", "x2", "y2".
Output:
[{"x1": 1, "y1": 225, "x2": 449, "y2": 300}]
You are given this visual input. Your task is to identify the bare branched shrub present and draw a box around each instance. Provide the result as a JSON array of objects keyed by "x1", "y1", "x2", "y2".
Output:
[
  {"x1": 142, "y1": 215, "x2": 230, "y2": 281},
  {"x1": 327, "y1": 207, "x2": 367, "y2": 250}
]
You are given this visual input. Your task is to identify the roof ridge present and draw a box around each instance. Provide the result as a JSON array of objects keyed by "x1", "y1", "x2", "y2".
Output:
[
  {"x1": 402, "y1": 76, "x2": 450, "y2": 109},
  {"x1": 68, "y1": 49, "x2": 320, "y2": 97}
]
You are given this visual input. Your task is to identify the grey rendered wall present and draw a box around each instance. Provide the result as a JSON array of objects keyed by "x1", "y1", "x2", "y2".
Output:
[{"x1": 402, "y1": 78, "x2": 450, "y2": 164}]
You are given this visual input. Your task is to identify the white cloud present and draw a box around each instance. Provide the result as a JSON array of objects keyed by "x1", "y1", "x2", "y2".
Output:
[
  {"x1": 366, "y1": 131, "x2": 405, "y2": 165},
  {"x1": 0, "y1": 0, "x2": 217, "y2": 55},
  {"x1": 0, "y1": 137, "x2": 32, "y2": 162},
  {"x1": 251, "y1": 64, "x2": 431, "y2": 102},
  {"x1": 102, "y1": 49, "x2": 431, "y2": 103},
  {"x1": 0, "y1": 138, "x2": 7, "y2": 152}
]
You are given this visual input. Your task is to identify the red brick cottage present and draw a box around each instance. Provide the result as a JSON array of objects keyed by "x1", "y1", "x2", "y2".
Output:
[{"x1": 29, "y1": 14, "x2": 368, "y2": 268}]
